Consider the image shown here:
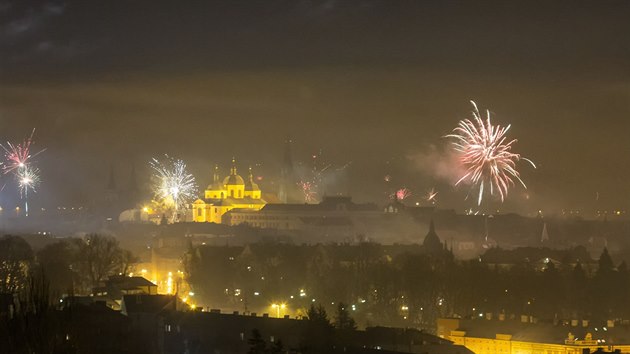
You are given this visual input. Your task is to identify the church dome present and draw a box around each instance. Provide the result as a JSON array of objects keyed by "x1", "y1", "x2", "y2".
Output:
[
  {"x1": 223, "y1": 158, "x2": 245, "y2": 185},
  {"x1": 245, "y1": 180, "x2": 260, "y2": 191},
  {"x1": 223, "y1": 174, "x2": 245, "y2": 186}
]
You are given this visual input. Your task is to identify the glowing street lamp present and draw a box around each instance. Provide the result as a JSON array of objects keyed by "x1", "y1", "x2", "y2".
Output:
[{"x1": 271, "y1": 303, "x2": 286, "y2": 318}]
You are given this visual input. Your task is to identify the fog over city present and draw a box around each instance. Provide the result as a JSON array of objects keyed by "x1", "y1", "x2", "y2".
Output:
[{"x1": 1, "y1": 1, "x2": 629, "y2": 354}]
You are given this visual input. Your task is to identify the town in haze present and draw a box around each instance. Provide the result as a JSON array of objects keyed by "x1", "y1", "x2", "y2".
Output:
[{"x1": 1, "y1": 1, "x2": 630, "y2": 354}]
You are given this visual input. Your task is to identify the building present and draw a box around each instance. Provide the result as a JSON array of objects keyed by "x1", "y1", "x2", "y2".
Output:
[
  {"x1": 438, "y1": 317, "x2": 630, "y2": 354},
  {"x1": 92, "y1": 275, "x2": 158, "y2": 310},
  {"x1": 224, "y1": 196, "x2": 381, "y2": 240},
  {"x1": 480, "y1": 246, "x2": 593, "y2": 272},
  {"x1": 124, "y1": 306, "x2": 473, "y2": 354},
  {"x1": 192, "y1": 159, "x2": 266, "y2": 224}
]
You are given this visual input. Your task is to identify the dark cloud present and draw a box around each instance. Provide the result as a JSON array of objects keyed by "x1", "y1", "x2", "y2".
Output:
[{"x1": 1, "y1": 1, "x2": 64, "y2": 37}]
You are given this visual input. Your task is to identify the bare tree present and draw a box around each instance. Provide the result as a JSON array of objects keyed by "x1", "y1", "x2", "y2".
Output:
[
  {"x1": 118, "y1": 249, "x2": 139, "y2": 276},
  {"x1": 0, "y1": 235, "x2": 34, "y2": 293},
  {"x1": 77, "y1": 234, "x2": 123, "y2": 288}
]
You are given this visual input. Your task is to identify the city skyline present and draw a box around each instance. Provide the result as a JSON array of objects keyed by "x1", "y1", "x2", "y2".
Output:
[{"x1": 2, "y1": 2, "x2": 630, "y2": 352}]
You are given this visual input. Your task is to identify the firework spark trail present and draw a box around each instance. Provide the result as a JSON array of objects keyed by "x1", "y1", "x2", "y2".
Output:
[
  {"x1": 426, "y1": 187, "x2": 438, "y2": 203},
  {"x1": 18, "y1": 166, "x2": 40, "y2": 217},
  {"x1": 2, "y1": 129, "x2": 46, "y2": 174},
  {"x1": 150, "y1": 155, "x2": 198, "y2": 213},
  {"x1": 336, "y1": 161, "x2": 353, "y2": 171},
  {"x1": 301, "y1": 151, "x2": 352, "y2": 203},
  {"x1": 298, "y1": 180, "x2": 317, "y2": 203},
  {"x1": 446, "y1": 101, "x2": 535, "y2": 205}
]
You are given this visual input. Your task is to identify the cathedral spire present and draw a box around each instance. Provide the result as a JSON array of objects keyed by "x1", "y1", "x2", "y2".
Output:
[
  {"x1": 283, "y1": 137, "x2": 294, "y2": 170},
  {"x1": 423, "y1": 219, "x2": 443, "y2": 253},
  {"x1": 279, "y1": 137, "x2": 296, "y2": 203}
]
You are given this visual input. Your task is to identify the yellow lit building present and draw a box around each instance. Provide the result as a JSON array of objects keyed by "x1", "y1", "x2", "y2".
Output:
[
  {"x1": 437, "y1": 317, "x2": 630, "y2": 354},
  {"x1": 192, "y1": 159, "x2": 266, "y2": 223}
]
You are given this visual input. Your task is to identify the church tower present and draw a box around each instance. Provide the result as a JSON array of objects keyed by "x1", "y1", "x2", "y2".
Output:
[
  {"x1": 422, "y1": 219, "x2": 444, "y2": 253},
  {"x1": 279, "y1": 137, "x2": 297, "y2": 203},
  {"x1": 124, "y1": 162, "x2": 141, "y2": 209},
  {"x1": 244, "y1": 166, "x2": 261, "y2": 199},
  {"x1": 204, "y1": 164, "x2": 227, "y2": 199}
]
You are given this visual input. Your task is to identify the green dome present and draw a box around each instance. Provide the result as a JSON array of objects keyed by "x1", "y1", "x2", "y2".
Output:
[
  {"x1": 245, "y1": 180, "x2": 260, "y2": 191},
  {"x1": 223, "y1": 174, "x2": 244, "y2": 186}
]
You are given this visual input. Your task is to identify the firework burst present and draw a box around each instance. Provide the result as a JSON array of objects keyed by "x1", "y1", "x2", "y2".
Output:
[
  {"x1": 446, "y1": 101, "x2": 535, "y2": 205},
  {"x1": 150, "y1": 155, "x2": 198, "y2": 212},
  {"x1": 17, "y1": 166, "x2": 40, "y2": 217},
  {"x1": 2, "y1": 129, "x2": 46, "y2": 174},
  {"x1": 392, "y1": 188, "x2": 412, "y2": 201}
]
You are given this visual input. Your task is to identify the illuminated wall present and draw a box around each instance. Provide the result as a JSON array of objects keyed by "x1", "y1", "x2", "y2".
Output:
[{"x1": 447, "y1": 328, "x2": 630, "y2": 354}]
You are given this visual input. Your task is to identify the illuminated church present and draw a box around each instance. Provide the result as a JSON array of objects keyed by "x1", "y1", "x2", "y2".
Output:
[{"x1": 191, "y1": 159, "x2": 266, "y2": 223}]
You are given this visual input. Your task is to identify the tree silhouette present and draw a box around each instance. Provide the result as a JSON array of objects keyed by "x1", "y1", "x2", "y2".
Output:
[
  {"x1": 248, "y1": 329, "x2": 267, "y2": 354},
  {"x1": 302, "y1": 304, "x2": 334, "y2": 352},
  {"x1": 597, "y1": 248, "x2": 615, "y2": 276},
  {"x1": 334, "y1": 302, "x2": 357, "y2": 330},
  {"x1": 307, "y1": 304, "x2": 332, "y2": 327},
  {"x1": 269, "y1": 339, "x2": 284, "y2": 354},
  {"x1": 76, "y1": 234, "x2": 124, "y2": 288}
]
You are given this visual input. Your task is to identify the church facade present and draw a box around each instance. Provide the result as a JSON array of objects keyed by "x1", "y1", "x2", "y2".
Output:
[{"x1": 192, "y1": 160, "x2": 266, "y2": 224}]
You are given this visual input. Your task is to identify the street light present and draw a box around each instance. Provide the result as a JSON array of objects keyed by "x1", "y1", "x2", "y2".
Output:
[{"x1": 271, "y1": 303, "x2": 286, "y2": 318}]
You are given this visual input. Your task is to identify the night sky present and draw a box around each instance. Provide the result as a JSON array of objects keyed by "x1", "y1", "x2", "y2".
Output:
[{"x1": 0, "y1": 0, "x2": 629, "y2": 215}]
